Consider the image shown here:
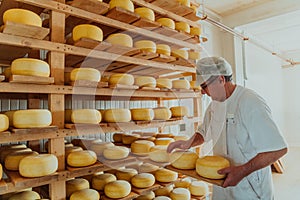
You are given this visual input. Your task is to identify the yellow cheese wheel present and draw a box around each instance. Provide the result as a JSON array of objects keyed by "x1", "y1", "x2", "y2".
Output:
[
  {"x1": 170, "y1": 188, "x2": 191, "y2": 200},
  {"x1": 103, "y1": 109, "x2": 131, "y2": 123},
  {"x1": 154, "y1": 138, "x2": 175, "y2": 146},
  {"x1": 70, "y1": 68, "x2": 101, "y2": 82},
  {"x1": 11, "y1": 58, "x2": 50, "y2": 77},
  {"x1": 175, "y1": 21, "x2": 190, "y2": 33},
  {"x1": 108, "y1": 73, "x2": 134, "y2": 85},
  {"x1": 196, "y1": 156, "x2": 230, "y2": 179},
  {"x1": 171, "y1": 49, "x2": 189, "y2": 59},
  {"x1": 149, "y1": 145, "x2": 169, "y2": 163},
  {"x1": 67, "y1": 150, "x2": 97, "y2": 167},
  {"x1": 116, "y1": 168, "x2": 138, "y2": 181},
  {"x1": 134, "y1": 40, "x2": 156, "y2": 53},
  {"x1": 72, "y1": 24, "x2": 103, "y2": 42},
  {"x1": 92, "y1": 173, "x2": 117, "y2": 191},
  {"x1": 170, "y1": 106, "x2": 188, "y2": 117},
  {"x1": 5, "y1": 151, "x2": 38, "y2": 171},
  {"x1": 13, "y1": 109, "x2": 52, "y2": 128},
  {"x1": 131, "y1": 108, "x2": 154, "y2": 121},
  {"x1": 156, "y1": 133, "x2": 174, "y2": 138},
  {"x1": 65, "y1": 146, "x2": 83, "y2": 159},
  {"x1": 190, "y1": 26, "x2": 201, "y2": 36},
  {"x1": 153, "y1": 196, "x2": 171, "y2": 200},
  {"x1": 135, "y1": 191, "x2": 155, "y2": 200},
  {"x1": 0, "y1": 164, "x2": 2, "y2": 181},
  {"x1": 3, "y1": 67, "x2": 11, "y2": 81},
  {"x1": 138, "y1": 163, "x2": 159, "y2": 174},
  {"x1": 188, "y1": 51, "x2": 201, "y2": 60},
  {"x1": 19, "y1": 154, "x2": 58, "y2": 177},
  {"x1": 90, "y1": 142, "x2": 114, "y2": 156},
  {"x1": 104, "y1": 180, "x2": 131, "y2": 199},
  {"x1": 8, "y1": 191, "x2": 40, "y2": 200},
  {"x1": 134, "y1": 7, "x2": 155, "y2": 21},
  {"x1": 134, "y1": 76, "x2": 156, "y2": 88},
  {"x1": 0, "y1": 114, "x2": 9, "y2": 132},
  {"x1": 153, "y1": 107, "x2": 171, "y2": 120},
  {"x1": 154, "y1": 168, "x2": 178, "y2": 183},
  {"x1": 170, "y1": 151, "x2": 198, "y2": 169},
  {"x1": 70, "y1": 189, "x2": 100, "y2": 200},
  {"x1": 172, "y1": 79, "x2": 190, "y2": 89},
  {"x1": 176, "y1": 0, "x2": 190, "y2": 7},
  {"x1": 66, "y1": 178, "x2": 90, "y2": 197},
  {"x1": 106, "y1": 33, "x2": 133, "y2": 47},
  {"x1": 122, "y1": 134, "x2": 140, "y2": 145},
  {"x1": 131, "y1": 140, "x2": 155, "y2": 154},
  {"x1": 156, "y1": 18, "x2": 175, "y2": 29},
  {"x1": 113, "y1": 132, "x2": 124, "y2": 142},
  {"x1": 189, "y1": 81, "x2": 201, "y2": 90},
  {"x1": 156, "y1": 78, "x2": 172, "y2": 89},
  {"x1": 188, "y1": 181, "x2": 209, "y2": 196},
  {"x1": 154, "y1": 184, "x2": 173, "y2": 196},
  {"x1": 131, "y1": 173, "x2": 155, "y2": 188},
  {"x1": 174, "y1": 177, "x2": 192, "y2": 188},
  {"x1": 3, "y1": 8, "x2": 42, "y2": 27},
  {"x1": 156, "y1": 44, "x2": 171, "y2": 56},
  {"x1": 109, "y1": 0, "x2": 134, "y2": 12},
  {"x1": 103, "y1": 146, "x2": 129, "y2": 160},
  {"x1": 71, "y1": 109, "x2": 101, "y2": 124},
  {"x1": 0, "y1": 148, "x2": 31, "y2": 163}
]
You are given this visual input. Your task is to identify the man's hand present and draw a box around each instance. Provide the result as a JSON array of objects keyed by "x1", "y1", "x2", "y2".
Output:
[{"x1": 218, "y1": 165, "x2": 247, "y2": 188}]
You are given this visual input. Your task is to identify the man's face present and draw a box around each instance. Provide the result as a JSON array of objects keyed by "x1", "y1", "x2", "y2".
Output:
[{"x1": 201, "y1": 76, "x2": 227, "y2": 101}]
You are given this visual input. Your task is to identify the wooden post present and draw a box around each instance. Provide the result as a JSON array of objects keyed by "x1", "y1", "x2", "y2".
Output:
[{"x1": 192, "y1": 73, "x2": 202, "y2": 155}]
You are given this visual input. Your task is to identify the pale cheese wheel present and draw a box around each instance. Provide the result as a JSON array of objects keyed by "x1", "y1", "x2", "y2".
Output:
[
  {"x1": 174, "y1": 177, "x2": 192, "y2": 188},
  {"x1": 67, "y1": 150, "x2": 97, "y2": 167},
  {"x1": 13, "y1": 109, "x2": 51, "y2": 128},
  {"x1": 131, "y1": 173, "x2": 155, "y2": 188},
  {"x1": 0, "y1": 114, "x2": 9, "y2": 132},
  {"x1": 156, "y1": 44, "x2": 171, "y2": 56},
  {"x1": 122, "y1": 134, "x2": 140, "y2": 145},
  {"x1": 104, "y1": 180, "x2": 131, "y2": 199},
  {"x1": 1, "y1": 148, "x2": 32, "y2": 163},
  {"x1": 3, "y1": 8, "x2": 42, "y2": 27},
  {"x1": 134, "y1": 7, "x2": 155, "y2": 21},
  {"x1": 156, "y1": 78, "x2": 172, "y2": 89},
  {"x1": 170, "y1": 188, "x2": 191, "y2": 200},
  {"x1": 154, "y1": 138, "x2": 175, "y2": 146},
  {"x1": 149, "y1": 145, "x2": 169, "y2": 163},
  {"x1": 154, "y1": 168, "x2": 178, "y2": 182},
  {"x1": 188, "y1": 51, "x2": 201, "y2": 60},
  {"x1": 170, "y1": 106, "x2": 188, "y2": 117},
  {"x1": 131, "y1": 140, "x2": 155, "y2": 154},
  {"x1": 5, "y1": 151, "x2": 38, "y2": 171},
  {"x1": 171, "y1": 49, "x2": 189, "y2": 60},
  {"x1": 65, "y1": 146, "x2": 83, "y2": 159},
  {"x1": 11, "y1": 58, "x2": 50, "y2": 77},
  {"x1": 72, "y1": 24, "x2": 103, "y2": 42},
  {"x1": 138, "y1": 163, "x2": 159, "y2": 174},
  {"x1": 71, "y1": 109, "x2": 101, "y2": 124},
  {"x1": 189, "y1": 80, "x2": 201, "y2": 90},
  {"x1": 134, "y1": 76, "x2": 156, "y2": 88},
  {"x1": 106, "y1": 33, "x2": 133, "y2": 47},
  {"x1": 131, "y1": 108, "x2": 154, "y2": 121},
  {"x1": 134, "y1": 40, "x2": 156, "y2": 53},
  {"x1": 153, "y1": 107, "x2": 171, "y2": 120},
  {"x1": 188, "y1": 181, "x2": 209, "y2": 196},
  {"x1": 103, "y1": 146, "x2": 129, "y2": 160},
  {"x1": 113, "y1": 132, "x2": 124, "y2": 142},
  {"x1": 172, "y1": 79, "x2": 190, "y2": 89},
  {"x1": 190, "y1": 26, "x2": 201, "y2": 36},
  {"x1": 135, "y1": 191, "x2": 155, "y2": 200},
  {"x1": 154, "y1": 184, "x2": 173, "y2": 196},
  {"x1": 108, "y1": 73, "x2": 134, "y2": 85},
  {"x1": 70, "y1": 68, "x2": 101, "y2": 82},
  {"x1": 176, "y1": 0, "x2": 190, "y2": 7},
  {"x1": 170, "y1": 151, "x2": 198, "y2": 169},
  {"x1": 156, "y1": 18, "x2": 175, "y2": 29},
  {"x1": 116, "y1": 168, "x2": 138, "y2": 181},
  {"x1": 153, "y1": 197, "x2": 171, "y2": 200},
  {"x1": 92, "y1": 173, "x2": 116, "y2": 191},
  {"x1": 103, "y1": 109, "x2": 131, "y2": 123},
  {"x1": 175, "y1": 21, "x2": 190, "y2": 33},
  {"x1": 90, "y1": 142, "x2": 114, "y2": 156},
  {"x1": 196, "y1": 156, "x2": 230, "y2": 179},
  {"x1": 109, "y1": 0, "x2": 134, "y2": 12},
  {"x1": 8, "y1": 191, "x2": 40, "y2": 200},
  {"x1": 70, "y1": 189, "x2": 100, "y2": 200},
  {"x1": 66, "y1": 178, "x2": 90, "y2": 197},
  {"x1": 19, "y1": 154, "x2": 58, "y2": 177}
]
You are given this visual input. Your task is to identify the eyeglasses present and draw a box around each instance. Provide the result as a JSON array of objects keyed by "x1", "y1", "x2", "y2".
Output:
[{"x1": 200, "y1": 76, "x2": 219, "y2": 90}]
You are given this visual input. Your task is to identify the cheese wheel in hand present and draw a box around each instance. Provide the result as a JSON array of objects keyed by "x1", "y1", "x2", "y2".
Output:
[
  {"x1": 3, "y1": 9, "x2": 42, "y2": 27},
  {"x1": 13, "y1": 109, "x2": 51, "y2": 128},
  {"x1": 11, "y1": 58, "x2": 50, "y2": 77},
  {"x1": 153, "y1": 107, "x2": 171, "y2": 120},
  {"x1": 134, "y1": 7, "x2": 155, "y2": 21},
  {"x1": 196, "y1": 156, "x2": 230, "y2": 179},
  {"x1": 92, "y1": 173, "x2": 116, "y2": 191},
  {"x1": 154, "y1": 168, "x2": 178, "y2": 182},
  {"x1": 131, "y1": 140, "x2": 155, "y2": 154},
  {"x1": 170, "y1": 106, "x2": 188, "y2": 117},
  {"x1": 175, "y1": 21, "x2": 190, "y2": 33},
  {"x1": 134, "y1": 40, "x2": 156, "y2": 53},
  {"x1": 5, "y1": 151, "x2": 38, "y2": 171},
  {"x1": 170, "y1": 150, "x2": 198, "y2": 169},
  {"x1": 66, "y1": 178, "x2": 90, "y2": 197},
  {"x1": 70, "y1": 68, "x2": 101, "y2": 82},
  {"x1": 8, "y1": 191, "x2": 40, "y2": 200},
  {"x1": 108, "y1": 73, "x2": 134, "y2": 85},
  {"x1": 131, "y1": 108, "x2": 154, "y2": 121},
  {"x1": 188, "y1": 180, "x2": 209, "y2": 196},
  {"x1": 103, "y1": 109, "x2": 131, "y2": 123},
  {"x1": 109, "y1": 0, "x2": 134, "y2": 12},
  {"x1": 170, "y1": 188, "x2": 190, "y2": 200},
  {"x1": 106, "y1": 33, "x2": 133, "y2": 47},
  {"x1": 103, "y1": 146, "x2": 129, "y2": 160},
  {"x1": 134, "y1": 76, "x2": 156, "y2": 88},
  {"x1": 156, "y1": 78, "x2": 172, "y2": 89},
  {"x1": 149, "y1": 145, "x2": 169, "y2": 163},
  {"x1": 71, "y1": 109, "x2": 101, "y2": 124},
  {"x1": 67, "y1": 150, "x2": 97, "y2": 167},
  {"x1": 70, "y1": 189, "x2": 100, "y2": 200},
  {"x1": 131, "y1": 173, "x2": 155, "y2": 188},
  {"x1": 156, "y1": 18, "x2": 175, "y2": 29},
  {"x1": 0, "y1": 114, "x2": 9, "y2": 132},
  {"x1": 72, "y1": 24, "x2": 103, "y2": 42},
  {"x1": 104, "y1": 180, "x2": 131, "y2": 199},
  {"x1": 156, "y1": 44, "x2": 171, "y2": 56}
]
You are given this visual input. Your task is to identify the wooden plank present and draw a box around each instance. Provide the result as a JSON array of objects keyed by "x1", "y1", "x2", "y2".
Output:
[
  {"x1": 153, "y1": 26, "x2": 178, "y2": 37},
  {"x1": 137, "y1": 157, "x2": 170, "y2": 168},
  {"x1": 64, "y1": 123, "x2": 107, "y2": 130},
  {"x1": 105, "y1": 45, "x2": 141, "y2": 56},
  {"x1": 183, "y1": 12, "x2": 201, "y2": 22},
  {"x1": 0, "y1": 180, "x2": 8, "y2": 192},
  {"x1": 9, "y1": 75, "x2": 54, "y2": 84},
  {"x1": 102, "y1": 192, "x2": 139, "y2": 200},
  {"x1": 99, "y1": 156, "x2": 140, "y2": 169},
  {"x1": 131, "y1": 183, "x2": 161, "y2": 195},
  {"x1": 151, "y1": 54, "x2": 176, "y2": 63},
  {"x1": 67, "y1": 161, "x2": 110, "y2": 178},
  {"x1": 132, "y1": 18, "x2": 160, "y2": 30},
  {"x1": 171, "y1": 30, "x2": 192, "y2": 41},
  {"x1": 69, "y1": 38, "x2": 112, "y2": 51},
  {"x1": 184, "y1": 35, "x2": 200, "y2": 44},
  {"x1": 171, "y1": 58, "x2": 196, "y2": 68},
  {"x1": 68, "y1": 0, "x2": 109, "y2": 15},
  {"x1": 106, "y1": 6, "x2": 140, "y2": 24},
  {"x1": 109, "y1": 84, "x2": 139, "y2": 90},
  {"x1": 107, "y1": 64, "x2": 139, "y2": 73},
  {"x1": 70, "y1": 80, "x2": 99, "y2": 88},
  {"x1": 65, "y1": 54, "x2": 85, "y2": 67},
  {"x1": 132, "y1": 51, "x2": 159, "y2": 60},
  {"x1": 9, "y1": 126, "x2": 58, "y2": 135}
]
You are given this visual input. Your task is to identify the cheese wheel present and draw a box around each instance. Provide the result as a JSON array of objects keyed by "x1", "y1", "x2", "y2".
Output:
[
  {"x1": 196, "y1": 156, "x2": 230, "y2": 179},
  {"x1": 108, "y1": 73, "x2": 134, "y2": 85},
  {"x1": 134, "y1": 40, "x2": 156, "y2": 53},
  {"x1": 175, "y1": 21, "x2": 190, "y2": 33},
  {"x1": 71, "y1": 109, "x2": 101, "y2": 124},
  {"x1": 106, "y1": 33, "x2": 133, "y2": 47},
  {"x1": 5, "y1": 151, "x2": 38, "y2": 171},
  {"x1": 65, "y1": 146, "x2": 83, "y2": 159},
  {"x1": 171, "y1": 49, "x2": 189, "y2": 60},
  {"x1": 154, "y1": 184, "x2": 173, "y2": 196},
  {"x1": 8, "y1": 191, "x2": 40, "y2": 200},
  {"x1": 134, "y1": 76, "x2": 156, "y2": 88},
  {"x1": 172, "y1": 79, "x2": 190, "y2": 89},
  {"x1": 138, "y1": 163, "x2": 159, "y2": 174},
  {"x1": 113, "y1": 132, "x2": 124, "y2": 142},
  {"x1": 90, "y1": 142, "x2": 114, "y2": 156},
  {"x1": 190, "y1": 26, "x2": 201, "y2": 36},
  {"x1": 109, "y1": 0, "x2": 134, "y2": 12},
  {"x1": 131, "y1": 140, "x2": 155, "y2": 155},
  {"x1": 103, "y1": 146, "x2": 129, "y2": 160},
  {"x1": 103, "y1": 109, "x2": 131, "y2": 123},
  {"x1": 153, "y1": 107, "x2": 171, "y2": 120},
  {"x1": 173, "y1": 135, "x2": 189, "y2": 141},
  {"x1": 19, "y1": 154, "x2": 58, "y2": 177},
  {"x1": 189, "y1": 81, "x2": 201, "y2": 90},
  {"x1": 67, "y1": 150, "x2": 97, "y2": 167},
  {"x1": 134, "y1": 7, "x2": 155, "y2": 21},
  {"x1": 154, "y1": 138, "x2": 175, "y2": 146},
  {"x1": 0, "y1": 164, "x2": 2, "y2": 181},
  {"x1": 70, "y1": 189, "x2": 100, "y2": 200},
  {"x1": 170, "y1": 188, "x2": 191, "y2": 200},
  {"x1": 131, "y1": 108, "x2": 154, "y2": 121},
  {"x1": 170, "y1": 151, "x2": 198, "y2": 169},
  {"x1": 188, "y1": 51, "x2": 201, "y2": 60},
  {"x1": 13, "y1": 109, "x2": 51, "y2": 128},
  {"x1": 154, "y1": 168, "x2": 178, "y2": 182},
  {"x1": 0, "y1": 114, "x2": 9, "y2": 132},
  {"x1": 92, "y1": 173, "x2": 117, "y2": 191},
  {"x1": 170, "y1": 106, "x2": 188, "y2": 117},
  {"x1": 149, "y1": 145, "x2": 169, "y2": 163},
  {"x1": 3, "y1": 9, "x2": 42, "y2": 27},
  {"x1": 138, "y1": 136, "x2": 156, "y2": 142},
  {"x1": 70, "y1": 68, "x2": 101, "y2": 82},
  {"x1": 72, "y1": 24, "x2": 103, "y2": 42},
  {"x1": 176, "y1": 0, "x2": 190, "y2": 7},
  {"x1": 4, "y1": 110, "x2": 15, "y2": 126},
  {"x1": 135, "y1": 191, "x2": 155, "y2": 200},
  {"x1": 122, "y1": 134, "x2": 140, "y2": 145},
  {"x1": 131, "y1": 173, "x2": 155, "y2": 188},
  {"x1": 11, "y1": 58, "x2": 50, "y2": 77},
  {"x1": 156, "y1": 78, "x2": 172, "y2": 89},
  {"x1": 156, "y1": 18, "x2": 175, "y2": 29},
  {"x1": 155, "y1": 133, "x2": 174, "y2": 138},
  {"x1": 153, "y1": 197, "x2": 171, "y2": 200},
  {"x1": 104, "y1": 180, "x2": 131, "y2": 199},
  {"x1": 3, "y1": 67, "x2": 11, "y2": 81},
  {"x1": 174, "y1": 177, "x2": 192, "y2": 188},
  {"x1": 1, "y1": 148, "x2": 32, "y2": 163},
  {"x1": 66, "y1": 178, "x2": 90, "y2": 197},
  {"x1": 156, "y1": 44, "x2": 171, "y2": 56},
  {"x1": 116, "y1": 168, "x2": 138, "y2": 181},
  {"x1": 188, "y1": 181, "x2": 209, "y2": 196}
]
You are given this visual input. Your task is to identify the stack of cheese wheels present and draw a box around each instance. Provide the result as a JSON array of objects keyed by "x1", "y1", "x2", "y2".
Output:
[
  {"x1": 131, "y1": 108, "x2": 154, "y2": 121},
  {"x1": 122, "y1": 134, "x2": 140, "y2": 144},
  {"x1": 103, "y1": 109, "x2": 131, "y2": 123},
  {"x1": 92, "y1": 173, "x2": 116, "y2": 191},
  {"x1": 154, "y1": 184, "x2": 173, "y2": 196},
  {"x1": 190, "y1": 26, "x2": 201, "y2": 36},
  {"x1": 134, "y1": 7, "x2": 155, "y2": 21},
  {"x1": 90, "y1": 142, "x2": 114, "y2": 156},
  {"x1": 156, "y1": 44, "x2": 171, "y2": 56},
  {"x1": 19, "y1": 154, "x2": 58, "y2": 177},
  {"x1": 170, "y1": 106, "x2": 188, "y2": 117},
  {"x1": 109, "y1": 0, "x2": 134, "y2": 12},
  {"x1": 5, "y1": 151, "x2": 38, "y2": 171},
  {"x1": 131, "y1": 140, "x2": 155, "y2": 155},
  {"x1": 71, "y1": 109, "x2": 101, "y2": 124},
  {"x1": 103, "y1": 146, "x2": 129, "y2": 160},
  {"x1": 134, "y1": 40, "x2": 156, "y2": 53},
  {"x1": 65, "y1": 146, "x2": 83, "y2": 158},
  {"x1": 171, "y1": 49, "x2": 189, "y2": 60},
  {"x1": 70, "y1": 189, "x2": 100, "y2": 200},
  {"x1": 70, "y1": 68, "x2": 101, "y2": 82},
  {"x1": 154, "y1": 168, "x2": 178, "y2": 183},
  {"x1": 156, "y1": 78, "x2": 172, "y2": 89},
  {"x1": 116, "y1": 168, "x2": 138, "y2": 181},
  {"x1": 8, "y1": 191, "x2": 40, "y2": 200},
  {"x1": 189, "y1": 80, "x2": 201, "y2": 90},
  {"x1": 135, "y1": 191, "x2": 155, "y2": 200},
  {"x1": 174, "y1": 177, "x2": 192, "y2": 188},
  {"x1": 156, "y1": 18, "x2": 175, "y2": 29},
  {"x1": 188, "y1": 51, "x2": 201, "y2": 60},
  {"x1": 176, "y1": 0, "x2": 190, "y2": 7},
  {"x1": 134, "y1": 76, "x2": 156, "y2": 88},
  {"x1": 131, "y1": 173, "x2": 155, "y2": 188},
  {"x1": 175, "y1": 21, "x2": 190, "y2": 33},
  {"x1": 108, "y1": 73, "x2": 134, "y2": 85},
  {"x1": 170, "y1": 150, "x2": 198, "y2": 169},
  {"x1": 196, "y1": 155, "x2": 230, "y2": 179},
  {"x1": 104, "y1": 180, "x2": 131, "y2": 199},
  {"x1": 170, "y1": 188, "x2": 191, "y2": 200},
  {"x1": 0, "y1": 114, "x2": 9, "y2": 132},
  {"x1": 72, "y1": 24, "x2": 103, "y2": 42},
  {"x1": 11, "y1": 58, "x2": 50, "y2": 77},
  {"x1": 172, "y1": 79, "x2": 190, "y2": 90},
  {"x1": 153, "y1": 196, "x2": 171, "y2": 200},
  {"x1": 153, "y1": 107, "x2": 172, "y2": 120},
  {"x1": 154, "y1": 138, "x2": 175, "y2": 146},
  {"x1": 1, "y1": 147, "x2": 32, "y2": 163},
  {"x1": 106, "y1": 33, "x2": 133, "y2": 47},
  {"x1": 67, "y1": 150, "x2": 97, "y2": 167},
  {"x1": 112, "y1": 132, "x2": 124, "y2": 142},
  {"x1": 13, "y1": 109, "x2": 52, "y2": 128},
  {"x1": 138, "y1": 163, "x2": 159, "y2": 174},
  {"x1": 189, "y1": 181, "x2": 209, "y2": 196},
  {"x1": 3, "y1": 8, "x2": 42, "y2": 27},
  {"x1": 149, "y1": 145, "x2": 169, "y2": 163},
  {"x1": 66, "y1": 178, "x2": 90, "y2": 197}
]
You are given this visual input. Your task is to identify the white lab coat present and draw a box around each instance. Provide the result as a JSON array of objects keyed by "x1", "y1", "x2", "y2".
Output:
[{"x1": 197, "y1": 85, "x2": 287, "y2": 200}]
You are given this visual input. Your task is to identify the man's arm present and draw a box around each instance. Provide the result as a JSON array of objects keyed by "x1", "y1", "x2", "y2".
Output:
[{"x1": 167, "y1": 132, "x2": 204, "y2": 153}]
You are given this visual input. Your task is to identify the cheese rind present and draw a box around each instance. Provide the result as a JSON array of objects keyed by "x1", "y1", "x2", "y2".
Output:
[
  {"x1": 104, "y1": 180, "x2": 131, "y2": 198},
  {"x1": 70, "y1": 68, "x2": 101, "y2": 82},
  {"x1": 106, "y1": 33, "x2": 133, "y2": 47},
  {"x1": 154, "y1": 168, "x2": 178, "y2": 182},
  {"x1": 196, "y1": 156, "x2": 230, "y2": 179},
  {"x1": 170, "y1": 151, "x2": 198, "y2": 169},
  {"x1": 134, "y1": 76, "x2": 156, "y2": 88},
  {"x1": 170, "y1": 106, "x2": 188, "y2": 117},
  {"x1": 188, "y1": 180, "x2": 209, "y2": 196},
  {"x1": 11, "y1": 58, "x2": 50, "y2": 77},
  {"x1": 116, "y1": 168, "x2": 138, "y2": 182},
  {"x1": 108, "y1": 73, "x2": 134, "y2": 85},
  {"x1": 156, "y1": 18, "x2": 175, "y2": 29},
  {"x1": 156, "y1": 44, "x2": 171, "y2": 56},
  {"x1": 109, "y1": 0, "x2": 134, "y2": 12},
  {"x1": 92, "y1": 173, "x2": 117, "y2": 191},
  {"x1": 134, "y1": 40, "x2": 156, "y2": 53},
  {"x1": 71, "y1": 109, "x2": 101, "y2": 124},
  {"x1": 134, "y1": 7, "x2": 155, "y2": 21},
  {"x1": 103, "y1": 109, "x2": 131, "y2": 123},
  {"x1": 13, "y1": 109, "x2": 52, "y2": 128},
  {"x1": 3, "y1": 8, "x2": 42, "y2": 27},
  {"x1": 72, "y1": 24, "x2": 103, "y2": 42},
  {"x1": 175, "y1": 21, "x2": 190, "y2": 33},
  {"x1": 156, "y1": 78, "x2": 172, "y2": 89},
  {"x1": 170, "y1": 188, "x2": 191, "y2": 200},
  {"x1": 5, "y1": 151, "x2": 39, "y2": 171},
  {"x1": 131, "y1": 140, "x2": 155, "y2": 154},
  {"x1": 8, "y1": 191, "x2": 40, "y2": 200},
  {"x1": 171, "y1": 49, "x2": 189, "y2": 60},
  {"x1": 70, "y1": 189, "x2": 100, "y2": 200},
  {"x1": 131, "y1": 173, "x2": 155, "y2": 188},
  {"x1": 0, "y1": 114, "x2": 9, "y2": 132},
  {"x1": 131, "y1": 108, "x2": 154, "y2": 121},
  {"x1": 66, "y1": 178, "x2": 90, "y2": 197},
  {"x1": 153, "y1": 107, "x2": 171, "y2": 120},
  {"x1": 103, "y1": 146, "x2": 129, "y2": 160},
  {"x1": 67, "y1": 150, "x2": 97, "y2": 167}
]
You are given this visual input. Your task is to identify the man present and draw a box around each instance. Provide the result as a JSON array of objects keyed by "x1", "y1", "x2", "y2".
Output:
[{"x1": 167, "y1": 57, "x2": 288, "y2": 200}]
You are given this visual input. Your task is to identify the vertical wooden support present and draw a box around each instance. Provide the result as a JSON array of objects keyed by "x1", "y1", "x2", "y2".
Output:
[
  {"x1": 157, "y1": 98, "x2": 164, "y2": 133},
  {"x1": 192, "y1": 73, "x2": 202, "y2": 155}
]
